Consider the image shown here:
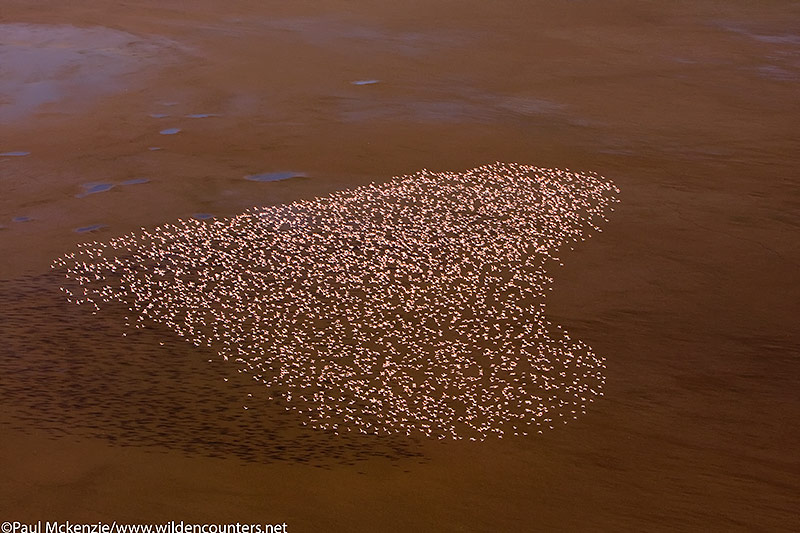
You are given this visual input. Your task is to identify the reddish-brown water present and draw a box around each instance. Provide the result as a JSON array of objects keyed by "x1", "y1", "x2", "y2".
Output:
[{"x1": 1, "y1": 1, "x2": 798, "y2": 530}]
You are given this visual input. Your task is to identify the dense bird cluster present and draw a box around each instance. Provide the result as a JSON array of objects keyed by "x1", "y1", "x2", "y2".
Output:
[{"x1": 53, "y1": 163, "x2": 619, "y2": 441}]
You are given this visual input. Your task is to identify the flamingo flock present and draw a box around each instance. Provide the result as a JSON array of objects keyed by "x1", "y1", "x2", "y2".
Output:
[{"x1": 53, "y1": 162, "x2": 619, "y2": 441}]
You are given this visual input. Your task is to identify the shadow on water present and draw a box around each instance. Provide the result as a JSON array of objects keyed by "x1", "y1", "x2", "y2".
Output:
[{"x1": 0, "y1": 271, "x2": 425, "y2": 466}]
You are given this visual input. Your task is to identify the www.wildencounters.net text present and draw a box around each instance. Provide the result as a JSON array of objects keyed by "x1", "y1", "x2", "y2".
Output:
[{"x1": 2, "y1": 522, "x2": 287, "y2": 533}]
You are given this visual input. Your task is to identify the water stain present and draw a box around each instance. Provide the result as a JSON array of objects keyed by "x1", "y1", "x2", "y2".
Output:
[
  {"x1": 159, "y1": 128, "x2": 181, "y2": 135},
  {"x1": 244, "y1": 171, "x2": 306, "y2": 182}
]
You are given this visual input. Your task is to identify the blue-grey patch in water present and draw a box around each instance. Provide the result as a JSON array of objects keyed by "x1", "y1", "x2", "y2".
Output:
[
  {"x1": 121, "y1": 178, "x2": 150, "y2": 185},
  {"x1": 76, "y1": 183, "x2": 114, "y2": 198},
  {"x1": 149, "y1": 113, "x2": 169, "y2": 118},
  {"x1": 74, "y1": 224, "x2": 107, "y2": 233},
  {"x1": 160, "y1": 101, "x2": 179, "y2": 106},
  {"x1": 351, "y1": 80, "x2": 380, "y2": 85},
  {"x1": 245, "y1": 171, "x2": 305, "y2": 182},
  {"x1": 148, "y1": 147, "x2": 162, "y2": 151},
  {"x1": 185, "y1": 113, "x2": 219, "y2": 118},
  {"x1": 159, "y1": 128, "x2": 181, "y2": 135},
  {"x1": 193, "y1": 213, "x2": 214, "y2": 220},
  {"x1": 0, "y1": 151, "x2": 30, "y2": 157},
  {"x1": 12, "y1": 216, "x2": 32, "y2": 222}
]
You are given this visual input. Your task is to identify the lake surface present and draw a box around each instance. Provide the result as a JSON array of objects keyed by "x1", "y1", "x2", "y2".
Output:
[{"x1": 0, "y1": 0, "x2": 798, "y2": 531}]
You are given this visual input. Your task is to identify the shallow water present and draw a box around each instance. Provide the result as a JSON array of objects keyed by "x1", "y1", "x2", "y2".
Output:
[{"x1": 0, "y1": 0, "x2": 798, "y2": 531}]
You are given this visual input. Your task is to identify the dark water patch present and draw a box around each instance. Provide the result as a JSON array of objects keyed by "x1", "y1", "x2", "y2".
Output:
[
  {"x1": 351, "y1": 79, "x2": 380, "y2": 86},
  {"x1": 76, "y1": 183, "x2": 114, "y2": 198},
  {"x1": 74, "y1": 224, "x2": 107, "y2": 233},
  {"x1": 121, "y1": 178, "x2": 150, "y2": 186},
  {"x1": 185, "y1": 113, "x2": 220, "y2": 118},
  {"x1": 0, "y1": 151, "x2": 30, "y2": 157},
  {"x1": 192, "y1": 213, "x2": 214, "y2": 220},
  {"x1": 12, "y1": 216, "x2": 32, "y2": 223},
  {"x1": 245, "y1": 171, "x2": 306, "y2": 182},
  {"x1": 159, "y1": 128, "x2": 181, "y2": 135}
]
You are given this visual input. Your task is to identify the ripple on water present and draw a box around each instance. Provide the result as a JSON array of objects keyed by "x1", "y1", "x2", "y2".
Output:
[
  {"x1": 159, "y1": 128, "x2": 181, "y2": 135},
  {"x1": 245, "y1": 171, "x2": 306, "y2": 182},
  {"x1": 185, "y1": 113, "x2": 219, "y2": 118},
  {"x1": 0, "y1": 151, "x2": 30, "y2": 157},
  {"x1": 149, "y1": 113, "x2": 169, "y2": 118},
  {"x1": 12, "y1": 216, "x2": 32, "y2": 222},
  {"x1": 351, "y1": 80, "x2": 380, "y2": 85},
  {"x1": 148, "y1": 147, "x2": 162, "y2": 151},
  {"x1": 192, "y1": 213, "x2": 214, "y2": 220}
]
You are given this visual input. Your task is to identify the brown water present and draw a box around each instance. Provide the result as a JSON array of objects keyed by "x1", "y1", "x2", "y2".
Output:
[{"x1": 1, "y1": 0, "x2": 798, "y2": 530}]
